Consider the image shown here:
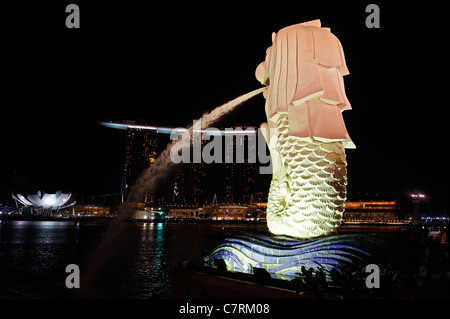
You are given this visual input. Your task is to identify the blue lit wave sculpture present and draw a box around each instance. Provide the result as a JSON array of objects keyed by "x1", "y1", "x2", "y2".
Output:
[{"x1": 204, "y1": 232, "x2": 401, "y2": 280}]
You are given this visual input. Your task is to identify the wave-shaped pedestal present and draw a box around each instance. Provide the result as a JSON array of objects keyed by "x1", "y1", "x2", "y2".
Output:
[{"x1": 204, "y1": 232, "x2": 403, "y2": 280}]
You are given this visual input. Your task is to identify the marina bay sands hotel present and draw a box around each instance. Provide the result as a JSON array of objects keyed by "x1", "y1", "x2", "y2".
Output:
[{"x1": 99, "y1": 120, "x2": 261, "y2": 205}]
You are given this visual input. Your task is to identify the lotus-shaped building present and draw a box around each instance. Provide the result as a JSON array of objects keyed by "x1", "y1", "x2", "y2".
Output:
[{"x1": 12, "y1": 190, "x2": 75, "y2": 215}]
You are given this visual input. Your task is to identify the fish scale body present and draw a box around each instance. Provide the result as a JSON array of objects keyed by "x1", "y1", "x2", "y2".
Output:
[{"x1": 266, "y1": 114, "x2": 347, "y2": 239}]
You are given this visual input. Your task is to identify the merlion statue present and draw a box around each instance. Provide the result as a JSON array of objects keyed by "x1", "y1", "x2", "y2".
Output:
[
  {"x1": 204, "y1": 21, "x2": 408, "y2": 280},
  {"x1": 256, "y1": 19, "x2": 355, "y2": 239}
]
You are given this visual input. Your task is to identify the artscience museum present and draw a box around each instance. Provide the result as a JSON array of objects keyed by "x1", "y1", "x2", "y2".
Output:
[{"x1": 12, "y1": 190, "x2": 76, "y2": 216}]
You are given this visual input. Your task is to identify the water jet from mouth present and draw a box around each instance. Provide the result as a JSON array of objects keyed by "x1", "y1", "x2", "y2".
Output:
[{"x1": 83, "y1": 87, "x2": 264, "y2": 285}]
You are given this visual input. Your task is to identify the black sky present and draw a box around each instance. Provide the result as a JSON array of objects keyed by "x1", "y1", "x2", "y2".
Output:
[{"x1": 1, "y1": 1, "x2": 447, "y2": 213}]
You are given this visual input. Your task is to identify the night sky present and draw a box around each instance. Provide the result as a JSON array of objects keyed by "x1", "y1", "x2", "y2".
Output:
[{"x1": 1, "y1": 1, "x2": 447, "y2": 213}]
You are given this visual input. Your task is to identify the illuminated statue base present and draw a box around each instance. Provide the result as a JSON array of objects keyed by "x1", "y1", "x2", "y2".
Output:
[{"x1": 204, "y1": 232, "x2": 399, "y2": 281}]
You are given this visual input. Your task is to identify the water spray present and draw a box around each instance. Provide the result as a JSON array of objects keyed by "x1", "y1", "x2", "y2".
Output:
[
  {"x1": 128, "y1": 87, "x2": 265, "y2": 204},
  {"x1": 83, "y1": 87, "x2": 264, "y2": 284}
]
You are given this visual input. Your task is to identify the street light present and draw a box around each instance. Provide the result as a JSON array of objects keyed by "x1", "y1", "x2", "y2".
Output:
[{"x1": 410, "y1": 193, "x2": 426, "y2": 222}]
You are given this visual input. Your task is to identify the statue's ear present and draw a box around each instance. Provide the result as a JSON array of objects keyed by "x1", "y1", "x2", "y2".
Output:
[{"x1": 272, "y1": 32, "x2": 276, "y2": 43}]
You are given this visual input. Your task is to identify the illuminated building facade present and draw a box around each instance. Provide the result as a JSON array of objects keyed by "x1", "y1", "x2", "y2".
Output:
[
  {"x1": 172, "y1": 132, "x2": 207, "y2": 204},
  {"x1": 172, "y1": 126, "x2": 257, "y2": 205},
  {"x1": 173, "y1": 162, "x2": 207, "y2": 204},
  {"x1": 224, "y1": 126, "x2": 257, "y2": 203},
  {"x1": 343, "y1": 201, "x2": 410, "y2": 224},
  {"x1": 122, "y1": 121, "x2": 158, "y2": 202}
]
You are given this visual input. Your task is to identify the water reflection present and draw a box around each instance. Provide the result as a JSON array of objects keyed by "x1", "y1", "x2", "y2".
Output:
[
  {"x1": 129, "y1": 223, "x2": 168, "y2": 298},
  {"x1": 0, "y1": 221, "x2": 83, "y2": 298},
  {"x1": 1, "y1": 220, "x2": 439, "y2": 298}
]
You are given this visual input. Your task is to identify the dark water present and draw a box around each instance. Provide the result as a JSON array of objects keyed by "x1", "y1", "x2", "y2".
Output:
[
  {"x1": 0, "y1": 220, "x2": 268, "y2": 299},
  {"x1": 0, "y1": 220, "x2": 413, "y2": 299}
]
